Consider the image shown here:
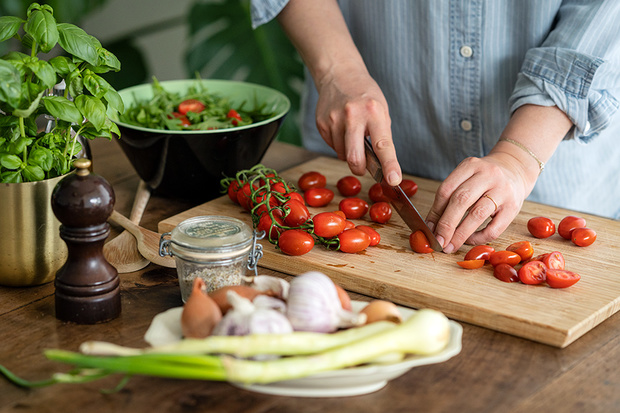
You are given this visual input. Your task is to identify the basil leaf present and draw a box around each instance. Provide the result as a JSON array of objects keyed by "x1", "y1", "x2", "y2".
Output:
[
  {"x1": 0, "y1": 60, "x2": 22, "y2": 109},
  {"x1": 104, "y1": 88, "x2": 124, "y2": 113},
  {"x1": 49, "y1": 56, "x2": 77, "y2": 77},
  {"x1": 1, "y1": 171, "x2": 22, "y2": 183},
  {"x1": 66, "y1": 69, "x2": 83, "y2": 96},
  {"x1": 0, "y1": 153, "x2": 22, "y2": 170},
  {"x1": 0, "y1": 16, "x2": 23, "y2": 42},
  {"x1": 12, "y1": 89, "x2": 45, "y2": 118},
  {"x1": 27, "y1": 59, "x2": 57, "y2": 90},
  {"x1": 42, "y1": 96, "x2": 83, "y2": 124},
  {"x1": 22, "y1": 164, "x2": 45, "y2": 181},
  {"x1": 75, "y1": 95, "x2": 106, "y2": 131},
  {"x1": 24, "y1": 9, "x2": 59, "y2": 53},
  {"x1": 28, "y1": 147, "x2": 54, "y2": 171},
  {"x1": 57, "y1": 23, "x2": 99, "y2": 66}
]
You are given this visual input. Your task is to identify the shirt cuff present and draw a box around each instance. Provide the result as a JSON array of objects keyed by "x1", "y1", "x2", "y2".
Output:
[
  {"x1": 250, "y1": 0, "x2": 290, "y2": 29},
  {"x1": 508, "y1": 47, "x2": 619, "y2": 143}
]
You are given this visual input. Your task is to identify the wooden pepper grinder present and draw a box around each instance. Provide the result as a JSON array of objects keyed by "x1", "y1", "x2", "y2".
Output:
[{"x1": 51, "y1": 158, "x2": 121, "y2": 324}]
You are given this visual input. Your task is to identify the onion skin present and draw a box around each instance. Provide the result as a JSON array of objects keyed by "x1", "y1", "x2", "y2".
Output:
[
  {"x1": 334, "y1": 284, "x2": 352, "y2": 311},
  {"x1": 181, "y1": 278, "x2": 223, "y2": 339},
  {"x1": 360, "y1": 300, "x2": 403, "y2": 325},
  {"x1": 209, "y1": 285, "x2": 275, "y2": 314}
]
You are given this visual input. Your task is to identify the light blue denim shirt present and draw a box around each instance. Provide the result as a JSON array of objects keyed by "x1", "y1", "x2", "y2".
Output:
[{"x1": 251, "y1": 0, "x2": 620, "y2": 219}]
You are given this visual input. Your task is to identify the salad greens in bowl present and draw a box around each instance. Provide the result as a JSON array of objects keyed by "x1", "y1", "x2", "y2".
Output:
[{"x1": 112, "y1": 78, "x2": 290, "y2": 200}]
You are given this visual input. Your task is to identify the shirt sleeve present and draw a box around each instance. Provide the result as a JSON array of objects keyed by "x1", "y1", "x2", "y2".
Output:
[
  {"x1": 250, "y1": 0, "x2": 290, "y2": 29},
  {"x1": 508, "y1": 0, "x2": 620, "y2": 142}
]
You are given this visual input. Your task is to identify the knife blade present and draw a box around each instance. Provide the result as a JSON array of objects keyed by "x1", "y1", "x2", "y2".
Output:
[{"x1": 364, "y1": 137, "x2": 443, "y2": 252}]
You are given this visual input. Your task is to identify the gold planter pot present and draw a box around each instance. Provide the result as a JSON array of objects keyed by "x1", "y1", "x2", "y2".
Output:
[{"x1": 0, "y1": 174, "x2": 68, "y2": 287}]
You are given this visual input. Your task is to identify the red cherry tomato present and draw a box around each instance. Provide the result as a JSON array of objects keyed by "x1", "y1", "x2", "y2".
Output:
[
  {"x1": 572, "y1": 227, "x2": 597, "y2": 247},
  {"x1": 506, "y1": 240, "x2": 534, "y2": 262},
  {"x1": 304, "y1": 187, "x2": 334, "y2": 207},
  {"x1": 227, "y1": 180, "x2": 242, "y2": 204},
  {"x1": 493, "y1": 263, "x2": 520, "y2": 283},
  {"x1": 336, "y1": 176, "x2": 362, "y2": 197},
  {"x1": 285, "y1": 191, "x2": 305, "y2": 205},
  {"x1": 356, "y1": 225, "x2": 381, "y2": 246},
  {"x1": 546, "y1": 269, "x2": 581, "y2": 288},
  {"x1": 368, "y1": 183, "x2": 390, "y2": 203},
  {"x1": 236, "y1": 182, "x2": 255, "y2": 211},
  {"x1": 278, "y1": 229, "x2": 315, "y2": 256},
  {"x1": 257, "y1": 211, "x2": 285, "y2": 240},
  {"x1": 332, "y1": 210, "x2": 347, "y2": 220},
  {"x1": 409, "y1": 230, "x2": 433, "y2": 254},
  {"x1": 298, "y1": 171, "x2": 326, "y2": 191},
  {"x1": 227, "y1": 108, "x2": 242, "y2": 121},
  {"x1": 542, "y1": 251, "x2": 565, "y2": 270},
  {"x1": 527, "y1": 216, "x2": 556, "y2": 239},
  {"x1": 178, "y1": 99, "x2": 205, "y2": 115},
  {"x1": 518, "y1": 260, "x2": 547, "y2": 285},
  {"x1": 457, "y1": 259, "x2": 485, "y2": 269},
  {"x1": 489, "y1": 250, "x2": 521, "y2": 267},
  {"x1": 369, "y1": 201, "x2": 392, "y2": 224},
  {"x1": 344, "y1": 220, "x2": 356, "y2": 230},
  {"x1": 283, "y1": 199, "x2": 310, "y2": 227},
  {"x1": 558, "y1": 216, "x2": 587, "y2": 240},
  {"x1": 400, "y1": 179, "x2": 418, "y2": 197},
  {"x1": 171, "y1": 111, "x2": 191, "y2": 126},
  {"x1": 338, "y1": 228, "x2": 371, "y2": 253},
  {"x1": 312, "y1": 212, "x2": 346, "y2": 238},
  {"x1": 464, "y1": 245, "x2": 495, "y2": 261},
  {"x1": 339, "y1": 197, "x2": 369, "y2": 219}
]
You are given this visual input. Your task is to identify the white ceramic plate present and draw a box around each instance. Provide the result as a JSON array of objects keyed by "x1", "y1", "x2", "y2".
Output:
[{"x1": 144, "y1": 301, "x2": 462, "y2": 398}]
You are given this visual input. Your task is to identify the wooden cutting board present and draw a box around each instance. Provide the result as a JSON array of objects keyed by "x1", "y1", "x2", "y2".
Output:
[{"x1": 159, "y1": 156, "x2": 620, "y2": 348}]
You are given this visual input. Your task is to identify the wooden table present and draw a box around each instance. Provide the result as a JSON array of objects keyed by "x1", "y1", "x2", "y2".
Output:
[{"x1": 1, "y1": 139, "x2": 618, "y2": 413}]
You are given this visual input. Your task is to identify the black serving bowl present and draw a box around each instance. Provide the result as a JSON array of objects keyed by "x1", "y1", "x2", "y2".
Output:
[{"x1": 112, "y1": 79, "x2": 290, "y2": 201}]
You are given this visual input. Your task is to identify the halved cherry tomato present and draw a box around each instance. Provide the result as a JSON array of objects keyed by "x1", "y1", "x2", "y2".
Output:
[
  {"x1": 409, "y1": 230, "x2": 433, "y2": 254},
  {"x1": 506, "y1": 240, "x2": 534, "y2": 262},
  {"x1": 400, "y1": 179, "x2": 418, "y2": 197},
  {"x1": 369, "y1": 201, "x2": 392, "y2": 224},
  {"x1": 368, "y1": 183, "x2": 390, "y2": 203},
  {"x1": 546, "y1": 269, "x2": 581, "y2": 288},
  {"x1": 227, "y1": 180, "x2": 242, "y2": 204},
  {"x1": 283, "y1": 199, "x2": 310, "y2": 227},
  {"x1": 464, "y1": 245, "x2": 495, "y2": 261},
  {"x1": 356, "y1": 225, "x2": 381, "y2": 246},
  {"x1": 572, "y1": 227, "x2": 597, "y2": 247},
  {"x1": 338, "y1": 228, "x2": 371, "y2": 253},
  {"x1": 542, "y1": 251, "x2": 565, "y2": 270},
  {"x1": 489, "y1": 250, "x2": 521, "y2": 267},
  {"x1": 457, "y1": 259, "x2": 485, "y2": 269},
  {"x1": 278, "y1": 229, "x2": 315, "y2": 256},
  {"x1": 337, "y1": 176, "x2": 362, "y2": 197},
  {"x1": 518, "y1": 260, "x2": 547, "y2": 285},
  {"x1": 178, "y1": 99, "x2": 205, "y2": 115},
  {"x1": 493, "y1": 263, "x2": 520, "y2": 283},
  {"x1": 304, "y1": 187, "x2": 334, "y2": 207},
  {"x1": 558, "y1": 216, "x2": 587, "y2": 240},
  {"x1": 312, "y1": 212, "x2": 346, "y2": 238},
  {"x1": 527, "y1": 216, "x2": 555, "y2": 238},
  {"x1": 339, "y1": 197, "x2": 369, "y2": 219},
  {"x1": 298, "y1": 171, "x2": 326, "y2": 191},
  {"x1": 171, "y1": 111, "x2": 191, "y2": 126}
]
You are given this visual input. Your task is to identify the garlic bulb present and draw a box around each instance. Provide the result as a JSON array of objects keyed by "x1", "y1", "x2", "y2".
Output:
[
  {"x1": 244, "y1": 275, "x2": 290, "y2": 299},
  {"x1": 286, "y1": 271, "x2": 366, "y2": 333}
]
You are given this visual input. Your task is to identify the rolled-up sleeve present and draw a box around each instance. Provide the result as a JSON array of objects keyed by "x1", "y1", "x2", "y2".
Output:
[
  {"x1": 250, "y1": 0, "x2": 290, "y2": 28},
  {"x1": 508, "y1": 1, "x2": 620, "y2": 142}
]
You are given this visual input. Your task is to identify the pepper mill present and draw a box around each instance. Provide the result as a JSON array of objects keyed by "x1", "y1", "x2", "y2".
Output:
[{"x1": 51, "y1": 158, "x2": 121, "y2": 324}]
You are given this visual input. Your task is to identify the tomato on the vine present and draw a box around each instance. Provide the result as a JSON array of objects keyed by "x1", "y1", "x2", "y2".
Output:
[
  {"x1": 546, "y1": 269, "x2": 581, "y2": 288},
  {"x1": 285, "y1": 191, "x2": 305, "y2": 205},
  {"x1": 344, "y1": 220, "x2": 355, "y2": 230},
  {"x1": 464, "y1": 245, "x2": 495, "y2": 261},
  {"x1": 558, "y1": 216, "x2": 587, "y2": 240},
  {"x1": 572, "y1": 227, "x2": 597, "y2": 247},
  {"x1": 518, "y1": 260, "x2": 547, "y2": 285},
  {"x1": 337, "y1": 176, "x2": 362, "y2": 197},
  {"x1": 506, "y1": 240, "x2": 534, "y2": 262},
  {"x1": 304, "y1": 187, "x2": 334, "y2": 207},
  {"x1": 312, "y1": 212, "x2": 346, "y2": 238},
  {"x1": 178, "y1": 99, "x2": 205, "y2": 115},
  {"x1": 368, "y1": 183, "x2": 390, "y2": 203},
  {"x1": 298, "y1": 171, "x2": 326, "y2": 191},
  {"x1": 227, "y1": 180, "x2": 242, "y2": 204},
  {"x1": 337, "y1": 228, "x2": 371, "y2": 253},
  {"x1": 409, "y1": 230, "x2": 433, "y2": 254},
  {"x1": 489, "y1": 250, "x2": 521, "y2": 267},
  {"x1": 542, "y1": 251, "x2": 565, "y2": 270},
  {"x1": 236, "y1": 182, "x2": 255, "y2": 211},
  {"x1": 400, "y1": 179, "x2": 418, "y2": 197},
  {"x1": 493, "y1": 263, "x2": 519, "y2": 283},
  {"x1": 457, "y1": 259, "x2": 485, "y2": 269},
  {"x1": 339, "y1": 197, "x2": 369, "y2": 219},
  {"x1": 527, "y1": 216, "x2": 555, "y2": 238},
  {"x1": 369, "y1": 201, "x2": 392, "y2": 224},
  {"x1": 257, "y1": 211, "x2": 285, "y2": 240},
  {"x1": 283, "y1": 199, "x2": 310, "y2": 227},
  {"x1": 356, "y1": 225, "x2": 381, "y2": 246},
  {"x1": 278, "y1": 229, "x2": 315, "y2": 256}
]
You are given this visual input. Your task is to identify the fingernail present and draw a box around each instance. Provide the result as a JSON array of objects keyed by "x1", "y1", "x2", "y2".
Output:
[
  {"x1": 387, "y1": 172, "x2": 400, "y2": 186},
  {"x1": 443, "y1": 243, "x2": 455, "y2": 254},
  {"x1": 426, "y1": 221, "x2": 435, "y2": 232},
  {"x1": 435, "y1": 235, "x2": 445, "y2": 248}
]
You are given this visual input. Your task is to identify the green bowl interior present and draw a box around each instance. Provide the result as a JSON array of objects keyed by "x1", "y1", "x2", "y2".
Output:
[{"x1": 112, "y1": 79, "x2": 291, "y2": 134}]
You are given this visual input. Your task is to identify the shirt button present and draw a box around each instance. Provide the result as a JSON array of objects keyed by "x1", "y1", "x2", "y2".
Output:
[
  {"x1": 460, "y1": 45, "x2": 473, "y2": 58},
  {"x1": 460, "y1": 119, "x2": 473, "y2": 131}
]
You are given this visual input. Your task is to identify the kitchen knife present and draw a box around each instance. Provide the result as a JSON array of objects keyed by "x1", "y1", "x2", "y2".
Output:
[{"x1": 364, "y1": 137, "x2": 443, "y2": 252}]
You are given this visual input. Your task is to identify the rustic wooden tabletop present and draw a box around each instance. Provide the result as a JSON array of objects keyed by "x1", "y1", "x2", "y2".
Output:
[{"x1": 0, "y1": 138, "x2": 618, "y2": 413}]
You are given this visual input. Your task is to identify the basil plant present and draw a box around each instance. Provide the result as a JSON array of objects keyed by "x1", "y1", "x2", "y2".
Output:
[{"x1": 0, "y1": 3, "x2": 123, "y2": 183}]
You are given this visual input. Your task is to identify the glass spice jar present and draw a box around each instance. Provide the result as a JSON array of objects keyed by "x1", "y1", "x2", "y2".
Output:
[{"x1": 159, "y1": 216, "x2": 263, "y2": 302}]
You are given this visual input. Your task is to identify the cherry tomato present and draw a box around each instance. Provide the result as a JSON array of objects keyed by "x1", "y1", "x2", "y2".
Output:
[
  {"x1": 530, "y1": 253, "x2": 549, "y2": 263},
  {"x1": 368, "y1": 183, "x2": 390, "y2": 203},
  {"x1": 400, "y1": 179, "x2": 418, "y2": 197},
  {"x1": 332, "y1": 210, "x2": 347, "y2": 220},
  {"x1": 409, "y1": 230, "x2": 433, "y2": 254},
  {"x1": 178, "y1": 99, "x2": 205, "y2": 115},
  {"x1": 298, "y1": 171, "x2": 326, "y2": 191},
  {"x1": 527, "y1": 216, "x2": 556, "y2": 239},
  {"x1": 369, "y1": 201, "x2": 392, "y2": 224},
  {"x1": 236, "y1": 182, "x2": 255, "y2": 211},
  {"x1": 312, "y1": 212, "x2": 346, "y2": 238},
  {"x1": 558, "y1": 216, "x2": 587, "y2": 240},
  {"x1": 457, "y1": 259, "x2": 485, "y2": 269},
  {"x1": 572, "y1": 227, "x2": 597, "y2": 247},
  {"x1": 278, "y1": 229, "x2": 315, "y2": 256},
  {"x1": 337, "y1": 176, "x2": 362, "y2": 197},
  {"x1": 304, "y1": 187, "x2": 334, "y2": 207},
  {"x1": 344, "y1": 220, "x2": 356, "y2": 230},
  {"x1": 546, "y1": 269, "x2": 581, "y2": 289},
  {"x1": 489, "y1": 250, "x2": 521, "y2": 267},
  {"x1": 227, "y1": 108, "x2": 242, "y2": 122},
  {"x1": 464, "y1": 245, "x2": 495, "y2": 261},
  {"x1": 356, "y1": 225, "x2": 381, "y2": 246},
  {"x1": 339, "y1": 197, "x2": 369, "y2": 219},
  {"x1": 493, "y1": 263, "x2": 520, "y2": 283},
  {"x1": 285, "y1": 191, "x2": 305, "y2": 205},
  {"x1": 257, "y1": 211, "x2": 285, "y2": 240},
  {"x1": 338, "y1": 228, "x2": 371, "y2": 253},
  {"x1": 506, "y1": 240, "x2": 534, "y2": 262},
  {"x1": 171, "y1": 111, "x2": 191, "y2": 126},
  {"x1": 518, "y1": 260, "x2": 547, "y2": 285},
  {"x1": 227, "y1": 180, "x2": 242, "y2": 204},
  {"x1": 283, "y1": 199, "x2": 310, "y2": 227},
  {"x1": 542, "y1": 251, "x2": 565, "y2": 270}
]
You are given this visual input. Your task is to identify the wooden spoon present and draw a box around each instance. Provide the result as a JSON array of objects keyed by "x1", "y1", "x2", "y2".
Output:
[
  {"x1": 108, "y1": 210, "x2": 176, "y2": 268},
  {"x1": 104, "y1": 181, "x2": 151, "y2": 273}
]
